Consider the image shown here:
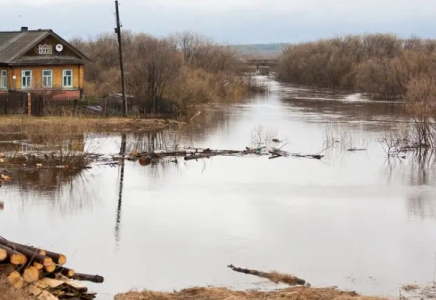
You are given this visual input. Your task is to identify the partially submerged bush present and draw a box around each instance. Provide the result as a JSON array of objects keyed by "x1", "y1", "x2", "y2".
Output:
[{"x1": 404, "y1": 75, "x2": 436, "y2": 148}]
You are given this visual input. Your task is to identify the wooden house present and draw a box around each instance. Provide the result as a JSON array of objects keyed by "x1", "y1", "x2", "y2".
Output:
[{"x1": 0, "y1": 27, "x2": 90, "y2": 99}]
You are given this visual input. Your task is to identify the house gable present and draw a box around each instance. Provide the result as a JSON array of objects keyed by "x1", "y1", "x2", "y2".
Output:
[
  {"x1": 23, "y1": 36, "x2": 80, "y2": 58},
  {"x1": 0, "y1": 29, "x2": 90, "y2": 66}
]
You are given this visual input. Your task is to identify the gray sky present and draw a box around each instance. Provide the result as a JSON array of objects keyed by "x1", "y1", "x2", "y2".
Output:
[{"x1": 1, "y1": 0, "x2": 435, "y2": 44}]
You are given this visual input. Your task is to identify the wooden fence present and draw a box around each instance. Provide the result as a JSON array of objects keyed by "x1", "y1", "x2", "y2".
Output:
[{"x1": 0, "y1": 92, "x2": 182, "y2": 117}]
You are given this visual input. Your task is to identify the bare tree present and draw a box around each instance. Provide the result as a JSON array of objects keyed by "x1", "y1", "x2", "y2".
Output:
[{"x1": 125, "y1": 35, "x2": 183, "y2": 114}]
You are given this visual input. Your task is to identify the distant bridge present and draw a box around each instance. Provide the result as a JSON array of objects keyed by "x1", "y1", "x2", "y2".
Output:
[{"x1": 244, "y1": 58, "x2": 278, "y2": 74}]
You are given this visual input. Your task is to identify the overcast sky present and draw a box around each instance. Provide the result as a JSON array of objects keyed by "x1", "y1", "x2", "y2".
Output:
[{"x1": 1, "y1": 0, "x2": 435, "y2": 44}]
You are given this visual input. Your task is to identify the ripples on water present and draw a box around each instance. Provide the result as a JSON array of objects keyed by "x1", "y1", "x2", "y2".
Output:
[{"x1": 1, "y1": 76, "x2": 435, "y2": 299}]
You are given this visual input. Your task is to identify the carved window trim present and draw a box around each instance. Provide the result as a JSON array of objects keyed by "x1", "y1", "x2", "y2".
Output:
[{"x1": 38, "y1": 44, "x2": 52, "y2": 55}]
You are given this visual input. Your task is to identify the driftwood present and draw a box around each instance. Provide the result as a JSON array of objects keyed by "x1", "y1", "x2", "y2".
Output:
[
  {"x1": 292, "y1": 154, "x2": 324, "y2": 160},
  {"x1": 130, "y1": 146, "x2": 326, "y2": 163},
  {"x1": 227, "y1": 264, "x2": 307, "y2": 286}
]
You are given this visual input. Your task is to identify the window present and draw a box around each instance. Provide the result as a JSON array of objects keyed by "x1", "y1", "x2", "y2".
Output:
[
  {"x1": 0, "y1": 70, "x2": 6, "y2": 89},
  {"x1": 62, "y1": 70, "x2": 73, "y2": 88},
  {"x1": 22, "y1": 70, "x2": 32, "y2": 88},
  {"x1": 38, "y1": 44, "x2": 52, "y2": 55},
  {"x1": 42, "y1": 70, "x2": 52, "y2": 88}
]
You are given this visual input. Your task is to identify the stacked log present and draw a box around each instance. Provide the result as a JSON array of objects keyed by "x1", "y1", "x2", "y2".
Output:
[
  {"x1": 0, "y1": 169, "x2": 11, "y2": 187},
  {"x1": 0, "y1": 236, "x2": 103, "y2": 300}
]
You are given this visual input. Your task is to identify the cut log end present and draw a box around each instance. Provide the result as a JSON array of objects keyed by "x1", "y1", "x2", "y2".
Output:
[
  {"x1": 55, "y1": 266, "x2": 75, "y2": 278},
  {"x1": 10, "y1": 254, "x2": 23, "y2": 265},
  {"x1": 58, "y1": 254, "x2": 67, "y2": 265},
  {"x1": 23, "y1": 266, "x2": 40, "y2": 283},
  {"x1": 34, "y1": 262, "x2": 44, "y2": 270},
  {"x1": 43, "y1": 257, "x2": 54, "y2": 268},
  {"x1": 20, "y1": 254, "x2": 28, "y2": 265},
  {"x1": 8, "y1": 271, "x2": 23, "y2": 288},
  {"x1": 45, "y1": 262, "x2": 56, "y2": 273},
  {"x1": 0, "y1": 248, "x2": 7, "y2": 261}
]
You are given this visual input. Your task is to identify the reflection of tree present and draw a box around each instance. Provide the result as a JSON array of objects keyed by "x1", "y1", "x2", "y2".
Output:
[
  {"x1": 406, "y1": 150, "x2": 436, "y2": 220},
  {"x1": 281, "y1": 92, "x2": 404, "y2": 131},
  {"x1": 12, "y1": 168, "x2": 84, "y2": 193},
  {"x1": 9, "y1": 167, "x2": 95, "y2": 213},
  {"x1": 382, "y1": 149, "x2": 436, "y2": 220},
  {"x1": 407, "y1": 193, "x2": 436, "y2": 220},
  {"x1": 408, "y1": 150, "x2": 436, "y2": 186}
]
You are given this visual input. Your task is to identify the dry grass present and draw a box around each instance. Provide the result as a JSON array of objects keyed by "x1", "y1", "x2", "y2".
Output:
[
  {"x1": 402, "y1": 284, "x2": 420, "y2": 291},
  {"x1": 115, "y1": 286, "x2": 386, "y2": 300},
  {"x1": 0, "y1": 276, "x2": 33, "y2": 300},
  {"x1": 0, "y1": 116, "x2": 184, "y2": 134}
]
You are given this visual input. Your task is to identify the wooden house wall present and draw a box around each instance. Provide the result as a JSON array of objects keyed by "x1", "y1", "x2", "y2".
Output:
[{"x1": 3, "y1": 65, "x2": 84, "y2": 91}]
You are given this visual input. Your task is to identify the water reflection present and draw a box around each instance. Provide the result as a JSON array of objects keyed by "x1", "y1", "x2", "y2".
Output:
[{"x1": 115, "y1": 134, "x2": 127, "y2": 245}]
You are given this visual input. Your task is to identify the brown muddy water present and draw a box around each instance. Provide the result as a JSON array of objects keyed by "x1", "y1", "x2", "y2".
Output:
[{"x1": 1, "y1": 77, "x2": 436, "y2": 299}]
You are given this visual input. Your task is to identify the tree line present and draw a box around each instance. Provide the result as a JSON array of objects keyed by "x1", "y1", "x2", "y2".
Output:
[
  {"x1": 71, "y1": 32, "x2": 260, "y2": 118},
  {"x1": 277, "y1": 34, "x2": 436, "y2": 99}
]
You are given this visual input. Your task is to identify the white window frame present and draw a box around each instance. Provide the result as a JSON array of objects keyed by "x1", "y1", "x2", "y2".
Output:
[
  {"x1": 38, "y1": 44, "x2": 52, "y2": 55},
  {"x1": 22, "y1": 70, "x2": 32, "y2": 89},
  {"x1": 42, "y1": 69, "x2": 53, "y2": 88},
  {"x1": 62, "y1": 69, "x2": 73, "y2": 88},
  {"x1": 0, "y1": 70, "x2": 6, "y2": 89}
]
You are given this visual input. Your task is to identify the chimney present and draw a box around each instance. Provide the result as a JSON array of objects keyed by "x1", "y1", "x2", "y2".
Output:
[{"x1": 21, "y1": 26, "x2": 28, "y2": 32}]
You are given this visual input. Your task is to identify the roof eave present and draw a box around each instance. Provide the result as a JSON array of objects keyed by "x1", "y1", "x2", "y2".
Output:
[{"x1": 9, "y1": 61, "x2": 88, "y2": 66}]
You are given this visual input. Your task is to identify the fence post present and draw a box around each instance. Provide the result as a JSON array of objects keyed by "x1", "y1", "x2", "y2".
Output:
[
  {"x1": 104, "y1": 98, "x2": 108, "y2": 117},
  {"x1": 74, "y1": 99, "x2": 78, "y2": 116},
  {"x1": 27, "y1": 93, "x2": 31, "y2": 116}
]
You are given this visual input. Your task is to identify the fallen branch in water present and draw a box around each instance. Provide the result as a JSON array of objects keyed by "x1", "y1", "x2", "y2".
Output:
[
  {"x1": 347, "y1": 148, "x2": 367, "y2": 152},
  {"x1": 227, "y1": 264, "x2": 307, "y2": 286},
  {"x1": 291, "y1": 154, "x2": 324, "y2": 160},
  {"x1": 129, "y1": 145, "x2": 325, "y2": 163}
]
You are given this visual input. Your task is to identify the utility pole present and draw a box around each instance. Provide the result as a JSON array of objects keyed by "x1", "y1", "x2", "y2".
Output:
[{"x1": 115, "y1": 0, "x2": 128, "y2": 116}]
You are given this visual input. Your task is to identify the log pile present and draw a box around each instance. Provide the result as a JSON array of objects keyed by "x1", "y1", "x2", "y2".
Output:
[{"x1": 0, "y1": 236, "x2": 103, "y2": 300}]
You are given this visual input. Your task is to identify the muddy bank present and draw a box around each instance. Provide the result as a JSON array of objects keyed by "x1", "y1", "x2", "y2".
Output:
[
  {"x1": 115, "y1": 286, "x2": 384, "y2": 300},
  {"x1": 0, "y1": 116, "x2": 185, "y2": 135}
]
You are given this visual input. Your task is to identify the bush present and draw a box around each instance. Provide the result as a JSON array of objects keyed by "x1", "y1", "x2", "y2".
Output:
[{"x1": 71, "y1": 32, "x2": 257, "y2": 119}]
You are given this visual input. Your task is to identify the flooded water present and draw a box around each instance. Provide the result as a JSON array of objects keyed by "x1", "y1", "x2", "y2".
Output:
[{"x1": 1, "y1": 77, "x2": 436, "y2": 299}]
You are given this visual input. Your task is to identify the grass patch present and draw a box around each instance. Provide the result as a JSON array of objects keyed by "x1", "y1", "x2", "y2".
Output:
[
  {"x1": 0, "y1": 116, "x2": 184, "y2": 134},
  {"x1": 115, "y1": 286, "x2": 386, "y2": 300}
]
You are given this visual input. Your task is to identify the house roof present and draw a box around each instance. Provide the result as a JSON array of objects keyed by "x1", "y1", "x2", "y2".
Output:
[{"x1": 0, "y1": 29, "x2": 91, "y2": 65}]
